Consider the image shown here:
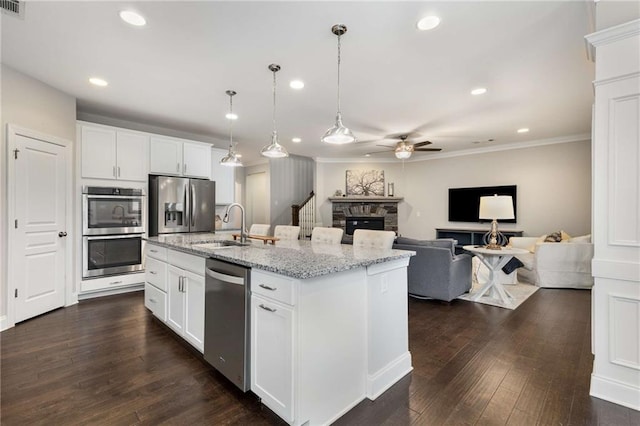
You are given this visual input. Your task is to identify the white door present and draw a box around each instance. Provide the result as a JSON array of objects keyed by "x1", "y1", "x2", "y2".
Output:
[{"x1": 13, "y1": 134, "x2": 67, "y2": 322}]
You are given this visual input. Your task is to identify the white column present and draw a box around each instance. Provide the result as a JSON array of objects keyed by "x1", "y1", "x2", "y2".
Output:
[{"x1": 586, "y1": 19, "x2": 640, "y2": 411}]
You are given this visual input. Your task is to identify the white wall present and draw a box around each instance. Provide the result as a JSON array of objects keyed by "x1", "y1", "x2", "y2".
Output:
[
  {"x1": 316, "y1": 140, "x2": 592, "y2": 239},
  {"x1": 0, "y1": 65, "x2": 76, "y2": 324}
]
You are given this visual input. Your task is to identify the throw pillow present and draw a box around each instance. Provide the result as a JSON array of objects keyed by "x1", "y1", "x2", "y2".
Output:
[
  {"x1": 544, "y1": 231, "x2": 562, "y2": 242},
  {"x1": 569, "y1": 234, "x2": 591, "y2": 243},
  {"x1": 561, "y1": 230, "x2": 572, "y2": 241}
]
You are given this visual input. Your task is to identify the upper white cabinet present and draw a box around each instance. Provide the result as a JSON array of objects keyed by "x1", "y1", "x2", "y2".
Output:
[
  {"x1": 210, "y1": 148, "x2": 235, "y2": 204},
  {"x1": 80, "y1": 124, "x2": 148, "y2": 181},
  {"x1": 149, "y1": 136, "x2": 211, "y2": 179}
]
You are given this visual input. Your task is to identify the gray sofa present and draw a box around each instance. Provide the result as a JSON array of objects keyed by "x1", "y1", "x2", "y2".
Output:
[{"x1": 392, "y1": 237, "x2": 472, "y2": 302}]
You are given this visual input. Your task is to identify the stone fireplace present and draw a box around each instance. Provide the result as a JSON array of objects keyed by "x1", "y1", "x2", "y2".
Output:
[{"x1": 329, "y1": 196, "x2": 403, "y2": 234}]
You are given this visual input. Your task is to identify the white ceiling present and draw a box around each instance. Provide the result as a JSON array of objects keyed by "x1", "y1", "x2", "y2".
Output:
[{"x1": 2, "y1": 1, "x2": 595, "y2": 164}]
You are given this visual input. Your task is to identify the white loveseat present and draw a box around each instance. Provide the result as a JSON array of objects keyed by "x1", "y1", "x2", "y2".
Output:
[{"x1": 508, "y1": 235, "x2": 594, "y2": 288}]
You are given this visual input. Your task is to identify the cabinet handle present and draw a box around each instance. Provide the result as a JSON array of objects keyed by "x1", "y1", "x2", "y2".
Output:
[
  {"x1": 149, "y1": 271, "x2": 157, "y2": 275},
  {"x1": 184, "y1": 163, "x2": 187, "y2": 173},
  {"x1": 178, "y1": 276, "x2": 182, "y2": 292},
  {"x1": 150, "y1": 249, "x2": 158, "y2": 253},
  {"x1": 259, "y1": 284, "x2": 277, "y2": 291},
  {"x1": 182, "y1": 276, "x2": 187, "y2": 292},
  {"x1": 176, "y1": 163, "x2": 180, "y2": 173},
  {"x1": 149, "y1": 298, "x2": 157, "y2": 304},
  {"x1": 109, "y1": 280, "x2": 123, "y2": 285},
  {"x1": 113, "y1": 166, "x2": 116, "y2": 177},
  {"x1": 117, "y1": 166, "x2": 121, "y2": 177},
  {"x1": 259, "y1": 304, "x2": 277, "y2": 313}
]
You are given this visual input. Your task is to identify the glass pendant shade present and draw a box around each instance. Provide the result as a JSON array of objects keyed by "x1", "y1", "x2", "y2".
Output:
[
  {"x1": 221, "y1": 89, "x2": 243, "y2": 167},
  {"x1": 261, "y1": 131, "x2": 288, "y2": 158},
  {"x1": 261, "y1": 64, "x2": 289, "y2": 159},
  {"x1": 220, "y1": 150, "x2": 243, "y2": 167},
  {"x1": 322, "y1": 112, "x2": 356, "y2": 145},
  {"x1": 322, "y1": 24, "x2": 356, "y2": 145}
]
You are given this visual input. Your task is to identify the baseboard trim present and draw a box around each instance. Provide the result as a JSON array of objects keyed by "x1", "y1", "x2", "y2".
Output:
[
  {"x1": 77, "y1": 285, "x2": 144, "y2": 301},
  {"x1": 0, "y1": 315, "x2": 10, "y2": 332},
  {"x1": 366, "y1": 351, "x2": 413, "y2": 400},
  {"x1": 590, "y1": 373, "x2": 640, "y2": 411}
]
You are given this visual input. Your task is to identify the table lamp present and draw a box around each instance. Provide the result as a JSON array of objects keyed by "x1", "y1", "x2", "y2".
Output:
[{"x1": 479, "y1": 194, "x2": 514, "y2": 250}]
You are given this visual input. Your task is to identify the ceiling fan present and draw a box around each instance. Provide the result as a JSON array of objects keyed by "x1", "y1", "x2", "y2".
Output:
[{"x1": 366, "y1": 135, "x2": 442, "y2": 159}]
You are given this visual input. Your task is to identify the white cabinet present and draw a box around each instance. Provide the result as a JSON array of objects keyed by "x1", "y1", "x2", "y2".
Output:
[
  {"x1": 150, "y1": 136, "x2": 211, "y2": 179},
  {"x1": 80, "y1": 123, "x2": 148, "y2": 181},
  {"x1": 251, "y1": 294, "x2": 295, "y2": 423},
  {"x1": 144, "y1": 244, "x2": 205, "y2": 352},
  {"x1": 166, "y1": 265, "x2": 205, "y2": 351},
  {"x1": 183, "y1": 142, "x2": 212, "y2": 178},
  {"x1": 210, "y1": 148, "x2": 235, "y2": 205}
]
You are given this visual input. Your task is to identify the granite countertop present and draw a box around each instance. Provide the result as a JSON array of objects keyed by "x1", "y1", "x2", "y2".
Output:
[{"x1": 146, "y1": 233, "x2": 415, "y2": 279}]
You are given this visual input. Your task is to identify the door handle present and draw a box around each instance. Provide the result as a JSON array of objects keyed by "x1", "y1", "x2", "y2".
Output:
[
  {"x1": 191, "y1": 184, "x2": 195, "y2": 227},
  {"x1": 58, "y1": 232, "x2": 67, "y2": 237}
]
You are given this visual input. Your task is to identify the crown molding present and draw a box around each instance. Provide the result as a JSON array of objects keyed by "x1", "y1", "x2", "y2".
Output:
[
  {"x1": 585, "y1": 18, "x2": 640, "y2": 61},
  {"x1": 315, "y1": 134, "x2": 591, "y2": 164}
]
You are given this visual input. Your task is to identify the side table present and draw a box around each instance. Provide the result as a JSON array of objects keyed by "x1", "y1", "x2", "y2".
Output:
[{"x1": 462, "y1": 245, "x2": 529, "y2": 307}]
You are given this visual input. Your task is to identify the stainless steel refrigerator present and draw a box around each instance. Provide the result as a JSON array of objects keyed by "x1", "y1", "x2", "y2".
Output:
[{"x1": 149, "y1": 175, "x2": 216, "y2": 236}]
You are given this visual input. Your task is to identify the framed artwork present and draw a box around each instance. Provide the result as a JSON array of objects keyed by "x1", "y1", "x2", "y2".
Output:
[{"x1": 346, "y1": 170, "x2": 385, "y2": 196}]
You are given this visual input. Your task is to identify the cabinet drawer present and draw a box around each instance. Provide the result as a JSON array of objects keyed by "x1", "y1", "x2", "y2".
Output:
[
  {"x1": 144, "y1": 283, "x2": 167, "y2": 322},
  {"x1": 80, "y1": 272, "x2": 145, "y2": 293},
  {"x1": 169, "y1": 249, "x2": 205, "y2": 275},
  {"x1": 145, "y1": 257, "x2": 167, "y2": 291},
  {"x1": 252, "y1": 270, "x2": 297, "y2": 306},
  {"x1": 146, "y1": 244, "x2": 167, "y2": 262}
]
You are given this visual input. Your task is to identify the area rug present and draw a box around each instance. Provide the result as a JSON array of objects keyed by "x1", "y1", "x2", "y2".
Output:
[{"x1": 457, "y1": 282, "x2": 539, "y2": 310}]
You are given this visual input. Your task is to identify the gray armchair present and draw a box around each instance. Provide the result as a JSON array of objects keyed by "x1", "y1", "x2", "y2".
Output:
[{"x1": 393, "y1": 237, "x2": 472, "y2": 302}]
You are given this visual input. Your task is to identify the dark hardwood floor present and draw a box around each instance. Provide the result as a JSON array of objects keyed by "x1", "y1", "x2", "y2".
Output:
[{"x1": 2, "y1": 289, "x2": 638, "y2": 425}]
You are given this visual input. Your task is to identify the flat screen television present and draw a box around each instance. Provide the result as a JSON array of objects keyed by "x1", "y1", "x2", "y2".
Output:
[{"x1": 448, "y1": 185, "x2": 517, "y2": 223}]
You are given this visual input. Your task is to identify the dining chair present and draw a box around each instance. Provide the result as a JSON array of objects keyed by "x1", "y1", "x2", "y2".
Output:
[
  {"x1": 273, "y1": 225, "x2": 301, "y2": 241},
  {"x1": 352, "y1": 229, "x2": 395, "y2": 250},
  {"x1": 249, "y1": 223, "x2": 271, "y2": 236},
  {"x1": 311, "y1": 227, "x2": 344, "y2": 244}
]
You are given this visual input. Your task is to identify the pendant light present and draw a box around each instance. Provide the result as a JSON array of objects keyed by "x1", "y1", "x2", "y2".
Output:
[
  {"x1": 322, "y1": 24, "x2": 356, "y2": 145},
  {"x1": 220, "y1": 90, "x2": 243, "y2": 167},
  {"x1": 261, "y1": 64, "x2": 289, "y2": 158}
]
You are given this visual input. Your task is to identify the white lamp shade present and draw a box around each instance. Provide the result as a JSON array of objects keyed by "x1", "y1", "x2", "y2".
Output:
[{"x1": 479, "y1": 195, "x2": 514, "y2": 220}]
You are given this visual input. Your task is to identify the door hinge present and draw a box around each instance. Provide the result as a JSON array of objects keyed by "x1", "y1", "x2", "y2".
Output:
[
  {"x1": 14, "y1": 219, "x2": 18, "y2": 229},
  {"x1": 14, "y1": 149, "x2": 19, "y2": 159},
  {"x1": 15, "y1": 289, "x2": 18, "y2": 298}
]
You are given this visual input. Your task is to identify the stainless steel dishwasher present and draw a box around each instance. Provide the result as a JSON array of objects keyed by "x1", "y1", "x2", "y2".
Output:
[{"x1": 204, "y1": 258, "x2": 251, "y2": 391}]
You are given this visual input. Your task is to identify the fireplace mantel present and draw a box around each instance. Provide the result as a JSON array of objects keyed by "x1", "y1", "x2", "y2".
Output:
[
  {"x1": 329, "y1": 197, "x2": 403, "y2": 234},
  {"x1": 329, "y1": 196, "x2": 404, "y2": 203}
]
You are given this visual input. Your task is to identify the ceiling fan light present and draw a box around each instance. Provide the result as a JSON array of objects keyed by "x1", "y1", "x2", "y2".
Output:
[
  {"x1": 322, "y1": 113, "x2": 356, "y2": 144},
  {"x1": 261, "y1": 131, "x2": 289, "y2": 158},
  {"x1": 395, "y1": 150, "x2": 412, "y2": 160}
]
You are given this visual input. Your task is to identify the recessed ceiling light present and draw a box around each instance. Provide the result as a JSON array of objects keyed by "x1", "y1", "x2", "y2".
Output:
[
  {"x1": 225, "y1": 113, "x2": 238, "y2": 120},
  {"x1": 365, "y1": 153, "x2": 371, "y2": 157},
  {"x1": 119, "y1": 10, "x2": 146, "y2": 26},
  {"x1": 292, "y1": 137, "x2": 302, "y2": 143},
  {"x1": 517, "y1": 128, "x2": 530, "y2": 133},
  {"x1": 471, "y1": 88, "x2": 487, "y2": 95},
  {"x1": 289, "y1": 80, "x2": 305, "y2": 90},
  {"x1": 417, "y1": 16, "x2": 441, "y2": 31},
  {"x1": 89, "y1": 77, "x2": 108, "y2": 87}
]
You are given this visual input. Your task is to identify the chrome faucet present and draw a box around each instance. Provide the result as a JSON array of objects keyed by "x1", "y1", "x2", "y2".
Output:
[{"x1": 223, "y1": 203, "x2": 247, "y2": 244}]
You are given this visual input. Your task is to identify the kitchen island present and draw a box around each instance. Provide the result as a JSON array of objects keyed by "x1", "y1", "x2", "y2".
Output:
[{"x1": 144, "y1": 233, "x2": 415, "y2": 425}]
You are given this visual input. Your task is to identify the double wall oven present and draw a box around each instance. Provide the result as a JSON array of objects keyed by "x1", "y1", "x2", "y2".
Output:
[{"x1": 82, "y1": 186, "x2": 146, "y2": 279}]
